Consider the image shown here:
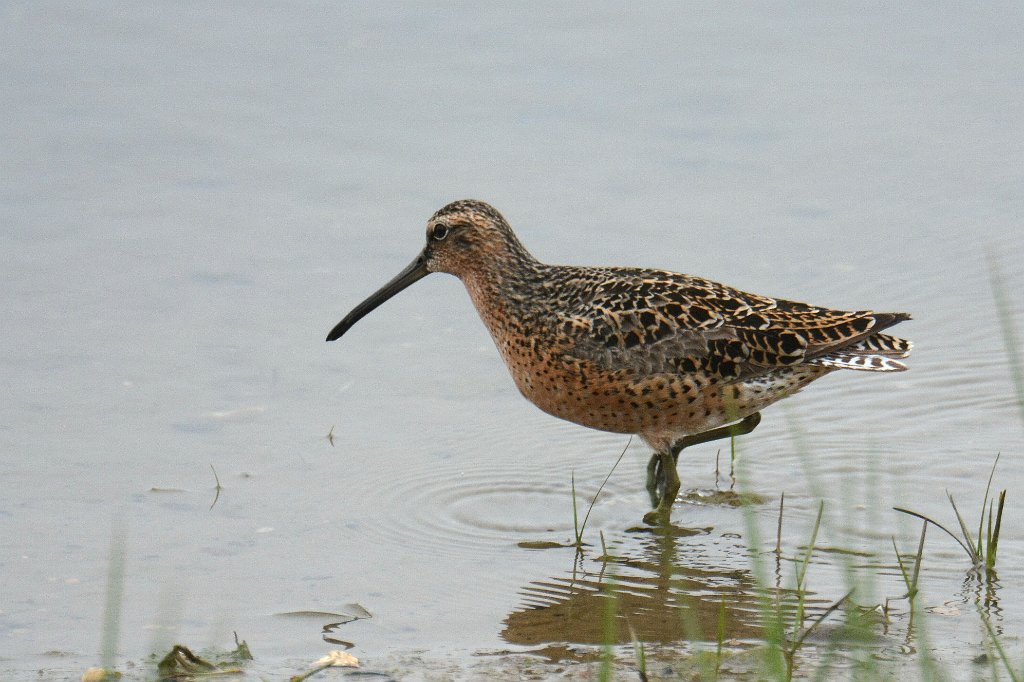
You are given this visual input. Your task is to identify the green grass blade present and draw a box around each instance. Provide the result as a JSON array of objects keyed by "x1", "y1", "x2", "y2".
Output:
[
  {"x1": 977, "y1": 453, "x2": 1001, "y2": 557},
  {"x1": 987, "y1": 252, "x2": 1024, "y2": 426},
  {"x1": 716, "y1": 598, "x2": 726, "y2": 679},
  {"x1": 893, "y1": 507, "x2": 974, "y2": 562},
  {"x1": 796, "y1": 501, "x2": 824, "y2": 590},
  {"x1": 910, "y1": 521, "x2": 927, "y2": 597},
  {"x1": 946, "y1": 492, "x2": 981, "y2": 564},
  {"x1": 891, "y1": 538, "x2": 913, "y2": 596},
  {"x1": 571, "y1": 470, "x2": 580, "y2": 546},
  {"x1": 987, "y1": 490, "x2": 1006, "y2": 570},
  {"x1": 580, "y1": 437, "x2": 631, "y2": 541}
]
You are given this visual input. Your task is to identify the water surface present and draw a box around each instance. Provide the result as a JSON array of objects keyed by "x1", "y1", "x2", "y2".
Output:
[{"x1": 2, "y1": 3, "x2": 1023, "y2": 679}]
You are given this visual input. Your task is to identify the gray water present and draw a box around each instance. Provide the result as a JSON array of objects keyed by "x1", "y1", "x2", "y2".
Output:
[{"x1": 3, "y1": 3, "x2": 1024, "y2": 679}]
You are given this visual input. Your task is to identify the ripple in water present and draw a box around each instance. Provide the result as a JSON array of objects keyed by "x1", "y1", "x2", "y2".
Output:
[{"x1": 360, "y1": 425, "x2": 638, "y2": 557}]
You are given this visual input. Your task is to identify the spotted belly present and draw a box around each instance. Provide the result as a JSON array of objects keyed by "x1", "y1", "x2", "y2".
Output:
[{"x1": 494, "y1": 337, "x2": 830, "y2": 440}]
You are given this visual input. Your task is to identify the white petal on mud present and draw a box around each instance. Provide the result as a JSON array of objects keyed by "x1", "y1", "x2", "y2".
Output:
[{"x1": 315, "y1": 650, "x2": 359, "y2": 667}]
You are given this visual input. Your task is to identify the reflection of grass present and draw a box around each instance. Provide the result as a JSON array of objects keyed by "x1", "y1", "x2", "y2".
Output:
[
  {"x1": 598, "y1": 576, "x2": 616, "y2": 682},
  {"x1": 980, "y1": 613, "x2": 1022, "y2": 682},
  {"x1": 100, "y1": 518, "x2": 126, "y2": 672}
]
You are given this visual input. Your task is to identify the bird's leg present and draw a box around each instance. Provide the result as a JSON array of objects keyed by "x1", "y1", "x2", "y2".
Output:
[
  {"x1": 642, "y1": 449, "x2": 680, "y2": 525},
  {"x1": 645, "y1": 453, "x2": 663, "y2": 506},
  {"x1": 645, "y1": 412, "x2": 762, "y2": 524},
  {"x1": 671, "y1": 412, "x2": 762, "y2": 466},
  {"x1": 651, "y1": 412, "x2": 762, "y2": 491}
]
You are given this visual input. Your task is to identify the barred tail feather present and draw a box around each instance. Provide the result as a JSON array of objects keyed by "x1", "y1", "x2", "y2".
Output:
[
  {"x1": 849, "y1": 332, "x2": 913, "y2": 358},
  {"x1": 812, "y1": 331, "x2": 912, "y2": 372},
  {"x1": 811, "y1": 353, "x2": 908, "y2": 372}
]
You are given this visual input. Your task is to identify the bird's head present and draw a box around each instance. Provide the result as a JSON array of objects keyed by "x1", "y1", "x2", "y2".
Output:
[{"x1": 326, "y1": 199, "x2": 531, "y2": 342}]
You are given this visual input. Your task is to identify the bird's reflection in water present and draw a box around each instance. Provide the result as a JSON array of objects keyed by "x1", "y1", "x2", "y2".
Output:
[{"x1": 503, "y1": 525, "x2": 827, "y2": 651}]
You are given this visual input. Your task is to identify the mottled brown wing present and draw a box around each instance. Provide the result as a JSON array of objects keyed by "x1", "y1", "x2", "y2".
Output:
[
  {"x1": 555, "y1": 266, "x2": 907, "y2": 380},
  {"x1": 552, "y1": 268, "x2": 740, "y2": 375}
]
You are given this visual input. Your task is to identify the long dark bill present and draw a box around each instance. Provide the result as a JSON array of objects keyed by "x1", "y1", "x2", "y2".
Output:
[{"x1": 325, "y1": 251, "x2": 429, "y2": 342}]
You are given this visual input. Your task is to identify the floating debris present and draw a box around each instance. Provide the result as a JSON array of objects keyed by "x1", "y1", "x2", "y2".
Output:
[{"x1": 289, "y1": 650, "x2": 359, "y2": 681}]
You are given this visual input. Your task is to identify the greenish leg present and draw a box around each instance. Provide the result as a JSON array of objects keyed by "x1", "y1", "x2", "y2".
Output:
[
  {"x1": 643, "y1": 449, "x2": 680, "y2": 525},
  {"x1": 644, "y1": 412, "x2": 762, "y2": 525},
  {"x1": 645, "y1": 454, "x2": 662, "y2": 507}
]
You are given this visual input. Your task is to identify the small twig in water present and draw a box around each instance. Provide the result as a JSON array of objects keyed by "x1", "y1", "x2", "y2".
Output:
[
  {"x1": 209, "y1": 464, "x2": 223, "y2": 510},
  {"x1": 574, "y1": 437, "x2": 632, "y2": 547}
]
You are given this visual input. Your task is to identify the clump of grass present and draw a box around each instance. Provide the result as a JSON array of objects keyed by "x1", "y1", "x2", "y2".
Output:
[
  {"x1": 155, "y1": 637, "x2": 251, "y2": 679},
  {"x1": 887, "y1": 520, "x2": 927, "y2": 626},
  {"x1": 773, "y1": 498, "x2": 858, "y2": 680},
  {"x1": 975, "y1": 457, "x2": 1006, "y2": 572},
  {"x1": 894, "y1": 454, "x2": 1006, "y2": 576}
]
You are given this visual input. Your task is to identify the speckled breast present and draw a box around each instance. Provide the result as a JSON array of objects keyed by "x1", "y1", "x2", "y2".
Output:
[
  {"x1": 462, "y1": 274, "x2": 828, "y2": 442},
  {"x1": 491, "y1": 331, "x2": 753, "y2": 437}
]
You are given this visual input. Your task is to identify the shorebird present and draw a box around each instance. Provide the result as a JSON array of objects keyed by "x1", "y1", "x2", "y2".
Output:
[{"x1": 327, "y1": 200, "x2": 911, "y2": 524}]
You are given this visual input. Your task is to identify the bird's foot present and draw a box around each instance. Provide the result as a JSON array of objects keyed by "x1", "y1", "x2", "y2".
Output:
[{"x1": 642, "y1": 500, "x2": 674, "y2": 526}]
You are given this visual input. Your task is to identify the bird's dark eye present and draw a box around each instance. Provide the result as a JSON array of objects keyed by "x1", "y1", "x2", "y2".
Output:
[{"x1": 431, "y1": 224, "x2": 449, "y2": 241}]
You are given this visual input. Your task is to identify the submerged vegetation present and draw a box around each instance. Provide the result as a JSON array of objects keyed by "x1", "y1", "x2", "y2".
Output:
[{"x1": 895, "y1": 454, "x2": 1006, "y2": 577}]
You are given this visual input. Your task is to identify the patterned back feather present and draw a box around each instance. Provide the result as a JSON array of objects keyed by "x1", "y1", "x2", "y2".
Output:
[{"x1": 536, "y1": 266, "x2": 911, "y2": 381}]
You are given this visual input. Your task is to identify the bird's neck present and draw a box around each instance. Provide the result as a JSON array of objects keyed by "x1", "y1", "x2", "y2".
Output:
[{"x1": 461, "y1": 254, "x2": 549, "y2": 338}]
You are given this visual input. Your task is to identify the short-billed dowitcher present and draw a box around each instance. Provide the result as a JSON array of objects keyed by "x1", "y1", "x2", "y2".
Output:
[{"x1": 327, "y1": 200, "x2": 911, "y2": 524}]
